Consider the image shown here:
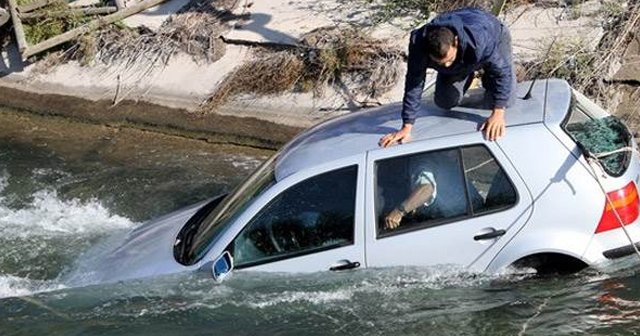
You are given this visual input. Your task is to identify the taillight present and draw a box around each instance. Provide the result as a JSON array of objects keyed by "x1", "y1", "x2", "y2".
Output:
[{"x1": 595, "y1": 182, "x2": 640, "y2": 233}]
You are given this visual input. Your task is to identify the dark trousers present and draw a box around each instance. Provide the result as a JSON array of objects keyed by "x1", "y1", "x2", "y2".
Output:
[{"x1": 434, "y1": 24, "x2": 516, "y2": 109}]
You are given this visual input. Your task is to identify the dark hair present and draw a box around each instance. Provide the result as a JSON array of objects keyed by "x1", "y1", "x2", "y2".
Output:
[{"x1": 425, "y1": 26, "x2": 455, "y2": 59}]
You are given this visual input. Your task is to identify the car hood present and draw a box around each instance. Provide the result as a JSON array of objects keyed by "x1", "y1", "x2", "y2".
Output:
[{"x1": 66, "y1": 202, "x2": 206, "y2": 286}]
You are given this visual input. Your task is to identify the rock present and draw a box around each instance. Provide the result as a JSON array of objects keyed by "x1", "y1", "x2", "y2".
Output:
[
  {"x1": 613, "y1": 35, "x2": 640, "y2": 83},
  {"x1": 504, "y1": 1, "x2": 605, "y2": 62}
]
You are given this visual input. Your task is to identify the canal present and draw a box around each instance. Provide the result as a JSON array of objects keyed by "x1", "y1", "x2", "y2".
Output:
[{"x1": 1, "y1": 108, "x2": 640, "y2": 335}]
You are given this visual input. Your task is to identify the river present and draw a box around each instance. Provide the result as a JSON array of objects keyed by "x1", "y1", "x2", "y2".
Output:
[{"x1": 1, "y1": 109, "x2": 640, "y2": 335}]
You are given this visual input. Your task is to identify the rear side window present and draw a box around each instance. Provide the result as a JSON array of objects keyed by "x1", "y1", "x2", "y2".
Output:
[
  {"x1": 375, "y1": 145, "x2": 517, "y2": 237},
  {"x1": 462, "y1": 146, "x2": 518, "y2": 214},
  {"x1": 564, "y1": 90, "x2": 632, "y2": 177}
]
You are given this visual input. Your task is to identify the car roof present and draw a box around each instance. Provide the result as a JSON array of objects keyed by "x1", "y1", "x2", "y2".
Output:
[{"x1": 275, "y1": 79, "x2": 571, "y2": 180}]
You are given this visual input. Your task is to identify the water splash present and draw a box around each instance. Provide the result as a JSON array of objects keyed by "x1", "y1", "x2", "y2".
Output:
[
  {"x1": 0, "y1": 170, "x2": 8, "y2": 201},
  {"x1": 0, "y1": 172, "x2": 137, "y2": 298},
  {"x1": 246, "y1": 289, "x2": 354, "y2": 308},
  {"x1": 0, "y1": 189, "x2": 134, "y2": 238},
  {"x1": 226, "y1": 154, "x2": 266, "y2": 171},
  {"x1": 0, "y1": 275, "x2": 66, "y2": 299}
]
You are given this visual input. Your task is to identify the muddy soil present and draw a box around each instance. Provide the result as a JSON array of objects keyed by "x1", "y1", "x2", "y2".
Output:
[{"x1": 0, "y1": 85, "x2": 301, "y2": 150}]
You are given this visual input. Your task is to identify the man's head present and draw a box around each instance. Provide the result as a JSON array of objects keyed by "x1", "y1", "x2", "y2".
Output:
[{"x1": 425, "y1": 26, "x2": 458, "y2": 68}]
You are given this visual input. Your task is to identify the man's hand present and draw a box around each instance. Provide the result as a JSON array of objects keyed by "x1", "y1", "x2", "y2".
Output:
[
  {"x1": 384, "y1": 208, "x2": 404, "y2": 229},
  {"x1": 481, "y1": 108, "x2": 506, "y2": 141},
  {"x1": 379, "y1": 124, "x2": 413, "y2": 148}
]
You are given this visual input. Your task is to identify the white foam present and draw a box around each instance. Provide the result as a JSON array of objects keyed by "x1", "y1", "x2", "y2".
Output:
[
  {"x1": 0, "y1": 189, "x2": 135, "y2": 238},
  {"x1": 0, "y1": 187, "x2": 137, "y2": 298},
  {"x1": 0, "y1": 170, "x2": 8, "y2": 197},
  {"x1": 248, "y1": 289, "x2": 353, "y2": 308},
  {"x1": 227, "y1": 155, "x2": 266, "y2": 171},
  {"x1": 345, "y1": 265, "x2": 495, "y2": 294},
  {"x1": 0, "y1": 275, "x2": 66, "y2": 299}
]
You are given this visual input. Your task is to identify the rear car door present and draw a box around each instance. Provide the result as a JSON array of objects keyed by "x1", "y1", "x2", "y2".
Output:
[{"x1": 365, "y1": 134, "x2": 533, "y2": 271}]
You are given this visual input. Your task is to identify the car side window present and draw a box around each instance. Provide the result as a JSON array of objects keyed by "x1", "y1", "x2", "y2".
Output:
[
  {"x1": 231, "y1": 166, "x2": 357, "y2": 268},
  {"x1": 376, "y1": 148, "x2": 470, "y2": 234},
  {"x1": 375, "y1": 145, "x2": 517, "y2": 236},
  {"x1": 462, "y1": 146, "x2": 517, "y2": 213}
]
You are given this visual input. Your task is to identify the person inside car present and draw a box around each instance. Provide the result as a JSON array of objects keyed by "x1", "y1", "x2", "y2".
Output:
[{"x1": 384, "y1": 150, "x2": 482, "y2": 230}]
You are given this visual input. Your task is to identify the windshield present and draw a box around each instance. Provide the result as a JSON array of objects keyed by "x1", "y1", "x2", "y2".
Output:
[
  {"x1": 563, "y1": 90, "x2": 632, "y2": 177},
  {"x1": 174, "y1": 154, "x2": 278, "y2": 265}
]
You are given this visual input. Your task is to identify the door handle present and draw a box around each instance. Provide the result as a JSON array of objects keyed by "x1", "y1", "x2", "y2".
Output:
[
  {"x1": 329, "y1": 260, "x2": 361, "y2": 271},
  {"x1": 474, "y1": 229, "x2": 506, "y2": 241}
]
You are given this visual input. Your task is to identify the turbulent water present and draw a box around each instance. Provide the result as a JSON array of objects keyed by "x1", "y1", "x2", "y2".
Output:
[{"x1": 2, "y1": 111, "x2": 640, "y2": 335}]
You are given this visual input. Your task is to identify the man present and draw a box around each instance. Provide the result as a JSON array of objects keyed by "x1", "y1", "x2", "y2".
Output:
[{"x1": 379, "y1": 7, "x2": 516, "y2": 148}]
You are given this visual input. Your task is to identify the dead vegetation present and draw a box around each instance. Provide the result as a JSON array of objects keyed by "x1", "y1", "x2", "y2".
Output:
[
  {"x1": 86, "y1": 0, "x2": 235, "y2": 65},
  {"x1": 359, "y1": 0, "x2": 494, "y2": 23},
  {"x1": 204, "y1": 27, "x2": 404, "y2": 111},
  {"x1": 17, "y1": 0, "x2": 639, "y2": 121},
  {"x1": 206, "y1": 51, "x2": 304, "y2": 108},
  {"x1": 205, "y1": 0, "x2": 637, "y2": 112},
  {"x1": 26, "y1": 0, "x2": 238, "y2": 72},
  {"x1": 358, "y1": 0, "x2": 613, "y2": 23},
  {"x1": 21, "y1": 0, "x2": 92, "y2": 45},
  {"x1": 519, "y1": 0, "x2": 640, "y2": 111}
]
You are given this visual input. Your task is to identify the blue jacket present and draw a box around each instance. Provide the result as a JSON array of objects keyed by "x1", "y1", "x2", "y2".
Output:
[{"x1": 401, "y1": 7, "x2": 513, "y2": 125}]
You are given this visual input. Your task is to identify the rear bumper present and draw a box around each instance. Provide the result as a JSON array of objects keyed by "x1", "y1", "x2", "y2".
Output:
[
  {"x1": 603, "y1": 242, "x2": 640, "y2": 260},
  {"x1": 582, "y1": 221, "x2": 640, "y2": 264}
]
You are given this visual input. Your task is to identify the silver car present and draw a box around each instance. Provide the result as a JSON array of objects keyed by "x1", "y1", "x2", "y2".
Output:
[{"x1": 70, "y1": 78, "x2": 640, "y2": 285}]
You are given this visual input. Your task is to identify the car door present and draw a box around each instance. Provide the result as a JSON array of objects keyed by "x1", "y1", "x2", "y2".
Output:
[
  {"x1": 224, "y1": 156, "x2": 366, "y2": 273},
  {"x1": 365, "y1": 134, "x2": 533, "y2": 271}
]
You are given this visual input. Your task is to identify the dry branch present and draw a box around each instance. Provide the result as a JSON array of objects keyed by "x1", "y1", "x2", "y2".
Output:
[
  {"x1": 8, "y1": 0, "x2": 27, "y2": 53},
  {"x1": 22, "y1": 0, "x2": 168, "y2": 59},
  {"x1": 57, "y1": 0, "x2": 236, "y2": 68},
  {"x1": 0, "y1": 8, "x2": 10, "y2": 27},
  {"x1": 491, "y1": 0, "x2": 507, "y2": 15},
  {"x1": 204, "y1": 27, "x2": 404, "y2": 111},
  {"x1": 17, "y1": 0, "x2": 56, "y2": 13},
  {"x1": 114, "y1": 0, "x2": 126, "y2": 10},
  {"x1": 20, "y1": 6, "x2": 118, "y2": 20}
]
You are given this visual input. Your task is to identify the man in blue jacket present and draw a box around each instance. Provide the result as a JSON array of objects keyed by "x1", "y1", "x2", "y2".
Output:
[{"x1": 379, "y1": 7, "x2": 516, "y2": 147}]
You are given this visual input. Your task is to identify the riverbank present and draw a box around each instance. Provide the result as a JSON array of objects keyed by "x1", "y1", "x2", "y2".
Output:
[
  {"x1": 0, "y1": 102, "x2": 272, "y2": 164},
  {"x1": 0, "y1": 83, "x2": 299, "y2": 149},
  {"x1": 0, "y1": 0, "x2": 637, "y2": 147}
]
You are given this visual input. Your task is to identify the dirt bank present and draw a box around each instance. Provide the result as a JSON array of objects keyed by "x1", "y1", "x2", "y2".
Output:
[
  {"x1": 0, "y1": 105, "x2": 272, "y2": 166},
  {"x1": 0, "y1": 85, "x2": 301, "y2": 150},
  {"x1": 0, "y1": 0, "x2": 636, "y2": 147}
]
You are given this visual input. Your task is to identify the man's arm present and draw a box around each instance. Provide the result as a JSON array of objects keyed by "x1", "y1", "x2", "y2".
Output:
[
  {"x1": 401, "y1": 39, "x2": 429, "y2": 126},
  {"x1": 485, "y1": 56, "x2": 513, "y2": 110},
  {"x1": 379, "y1": 33, "x2": 428, "y2": 148},
  {"x1": 385, "y1": 183, "x2": 435, "y2": 230},
  {"x1": 481, "y1": 58, "x2": 512, "y2": 141},
  {"x1": 481, "y1": 27, "x2": 514, "y2": 141}
]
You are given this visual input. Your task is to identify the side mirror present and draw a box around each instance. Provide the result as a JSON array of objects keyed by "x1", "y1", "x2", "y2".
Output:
[{"x1": 212, "y1": 251, "x2": 234, "y2": 282}]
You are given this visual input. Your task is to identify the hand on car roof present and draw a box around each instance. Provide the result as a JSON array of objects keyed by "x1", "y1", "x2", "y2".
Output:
[
  {"x1": 481, "y1": 108, "x2": 506, "y2": 141},
  {"x1": 379, "y1": 124, "x2": 413, "y2": 148}
]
